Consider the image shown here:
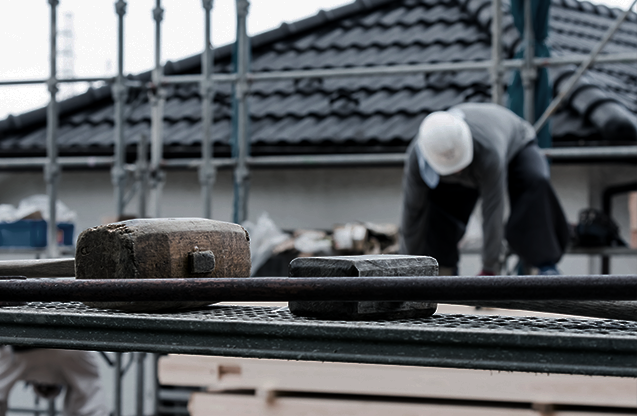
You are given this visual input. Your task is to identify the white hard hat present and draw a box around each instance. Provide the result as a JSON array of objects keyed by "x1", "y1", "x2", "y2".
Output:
[{"x1": 416, "y1": 110, "x2": 473, "y2": 175}]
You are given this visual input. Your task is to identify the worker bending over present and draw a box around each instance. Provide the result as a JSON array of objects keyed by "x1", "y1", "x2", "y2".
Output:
[{"x1": 400, "y1": 103, "x2": 570, "y2": 275}]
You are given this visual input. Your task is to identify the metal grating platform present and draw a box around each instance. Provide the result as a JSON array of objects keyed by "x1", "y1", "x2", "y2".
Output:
[{"x1": 1, "y1": 302, "x2": 636, "y2": 377}]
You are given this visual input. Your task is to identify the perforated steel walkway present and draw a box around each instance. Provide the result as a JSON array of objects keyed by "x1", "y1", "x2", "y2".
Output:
[{"x1": 1, "y1": 302, "x2": 636, "y2": 377}]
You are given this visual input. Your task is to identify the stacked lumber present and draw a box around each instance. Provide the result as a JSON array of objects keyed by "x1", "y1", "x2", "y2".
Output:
[{"x1": 158, "y1": 355, "x2": 637, "y2": 416}]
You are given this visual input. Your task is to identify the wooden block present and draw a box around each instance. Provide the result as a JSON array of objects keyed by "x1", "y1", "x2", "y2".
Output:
[
  {"x1": 159, "y1": 355, "x2": 637, "y2": 408},
  {"x1": 76, "y1": 218, "x2": 251, "y2": 311}
]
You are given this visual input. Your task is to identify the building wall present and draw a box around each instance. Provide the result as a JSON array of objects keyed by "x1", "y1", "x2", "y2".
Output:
[{"x1": 0, "y1": 162, "x2": 634, "y2": 274}]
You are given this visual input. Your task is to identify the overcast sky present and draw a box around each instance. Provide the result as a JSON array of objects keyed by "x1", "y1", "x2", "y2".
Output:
[{"x1": 0, "y1": 0, "x2": 634, "y2": 120}]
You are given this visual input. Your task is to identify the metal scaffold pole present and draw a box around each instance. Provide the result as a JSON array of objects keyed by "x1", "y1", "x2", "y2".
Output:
[
  {"x1": 113, "y1": 352, "x2": 122, "y2": 416},
  {"x1": 200, "y1": 0, "x2": 216, "y2": 219},
  {"x1": 233, "y1": 0, "x2": 250, "y2": 224},
  {"x1": 135, "y1": 352, "x2": 146, "y2": 416},
  {"x1": 46, "y1": 0, "x2": 60, "y2": 258},
  {"x1": 522, "y1": 0, "x2": 536, "y2": 123},
  {"x1": 149, "y1": 0, "x2": 166, "y2": 218},
  {"x1": 112, "y1": 0, "x2": 128, "y2": 218},
  {"x1": 137, "y1": 134, "x2": 149, "y2": 218},
  {"x1": 490, "y1": 0, "x2": 503, "y2": 104}
]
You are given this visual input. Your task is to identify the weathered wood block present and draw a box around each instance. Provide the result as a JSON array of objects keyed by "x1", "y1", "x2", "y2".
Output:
[
  {"x1": 288, "y1": 254, "x2": 438, "y2": 320},
  {"x1": 76, "y1": 218, "x2": 251, "y2": 312}
]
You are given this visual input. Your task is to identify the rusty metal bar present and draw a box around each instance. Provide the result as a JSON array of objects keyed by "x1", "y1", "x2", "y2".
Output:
[{"x1": 0, "y1": 275, "x2": 635, "y2": 302}]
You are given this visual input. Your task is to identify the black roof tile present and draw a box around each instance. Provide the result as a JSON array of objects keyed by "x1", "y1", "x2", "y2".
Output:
[{"x1": 1, "y1": 0, "x2": 637, "y2": 156}]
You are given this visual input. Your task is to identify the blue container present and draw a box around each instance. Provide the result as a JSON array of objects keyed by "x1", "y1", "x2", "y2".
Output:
[
  {"x1": 0, "y1": 220, "x2": 47, "y2": 247},
  {"x1": 57, "y1": 222, "x2": 75, "y2": 246},
  {"x1": 0, "y1": 220, "x2": 74, "y2": 248}
]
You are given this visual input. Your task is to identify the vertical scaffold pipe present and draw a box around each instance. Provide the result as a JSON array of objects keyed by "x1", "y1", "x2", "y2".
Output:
[
  {"x1": 112, "y1": 0, "x2": 128, "y2": 218},
  {"x1": 135, "y1": 352, "x2": 146, "y2": 416},
  {"x1": 200, "y1": 0, "x2": 216, "y2": 219},
  {"x1": 522, "y1": 0, "x2": 535, "y2": 123},
  {"x1": 114, "y1": 352, "x2": 122, "y2": 416},
  {"x1": 150, "y1": 0, "x2": 166, "y2": 218},
  {"x1": 490, "y1": 0, "x2": 503, "y2": 104},
  {"x1": 136, "y1": 134, "x2": 149, "y2": 218},
  {"x1": 46, "y1": 0, "x2": 60, "y2": 258},
  {"x1": 233, "y1": 0, "x2": 250, "y2": 224}
]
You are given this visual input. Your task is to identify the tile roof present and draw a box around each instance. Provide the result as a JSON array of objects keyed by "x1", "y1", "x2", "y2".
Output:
[{"x1": 1, "y1": 0, "x2": 636, "y2": 157}]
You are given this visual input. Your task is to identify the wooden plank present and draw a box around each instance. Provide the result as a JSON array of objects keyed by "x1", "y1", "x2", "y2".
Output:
[
  {"x1": 189, "y1": 393, "x2": 634, "y2": 416},
  {"x1": 159, "y1": 355, "x2": 637, "y2": 408},
  {"x1": 188, "y1": 392, "x2": 538, "y2": 416}
]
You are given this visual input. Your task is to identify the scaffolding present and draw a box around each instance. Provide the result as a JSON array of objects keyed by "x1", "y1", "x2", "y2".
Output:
[{"x1": 0, "y1": 0, "x2": 636, "y2": 258}]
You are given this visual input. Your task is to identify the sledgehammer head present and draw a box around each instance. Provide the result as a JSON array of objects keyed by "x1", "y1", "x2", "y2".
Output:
[
  {"x1": 288, "y1": 254, "x2": 438, "y2": 320},
  {"x1": 76, "y1": 218, "x2": 251, "y2": 312}
]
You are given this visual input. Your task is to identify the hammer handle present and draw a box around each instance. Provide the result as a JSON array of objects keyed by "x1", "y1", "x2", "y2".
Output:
[{"x1": 0, "y1": 258, "x2": 75, "y2": 278}]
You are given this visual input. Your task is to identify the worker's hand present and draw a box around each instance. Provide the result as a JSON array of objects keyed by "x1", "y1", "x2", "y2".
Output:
[{"x1": 477, "y1": 269, "x2": 496, "y2": 276}]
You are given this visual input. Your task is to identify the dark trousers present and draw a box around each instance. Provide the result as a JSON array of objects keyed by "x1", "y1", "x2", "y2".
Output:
[{"x1": 408, "y1": 143, "x2": 570, "y2": 270}]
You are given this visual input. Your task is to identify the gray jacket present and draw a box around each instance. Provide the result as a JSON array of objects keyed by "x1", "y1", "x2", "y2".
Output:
[{"x1": 401, "y1": 103, "x2": 536, "y2": 272}]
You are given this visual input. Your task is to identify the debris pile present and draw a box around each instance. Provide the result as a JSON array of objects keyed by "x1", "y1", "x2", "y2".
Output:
[{"x1": 275, "y1": 221, "x2": 399, "y2": 258}]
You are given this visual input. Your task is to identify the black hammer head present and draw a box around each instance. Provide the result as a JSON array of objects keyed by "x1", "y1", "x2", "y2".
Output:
[{"x1": 287, "y1": 254, "x2": 438, "y2": 320}]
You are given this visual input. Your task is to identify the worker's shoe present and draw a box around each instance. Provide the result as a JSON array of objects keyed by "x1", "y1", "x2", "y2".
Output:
[{"x1": 538, "y1": 264, "x2": 560, "y2": 275}]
